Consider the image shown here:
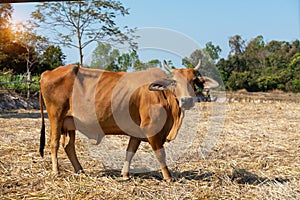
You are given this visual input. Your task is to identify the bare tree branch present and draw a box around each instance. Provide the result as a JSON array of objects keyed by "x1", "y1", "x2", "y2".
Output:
[{"x1": 32, "y1": 0, "x2": 136, "y2": 66}]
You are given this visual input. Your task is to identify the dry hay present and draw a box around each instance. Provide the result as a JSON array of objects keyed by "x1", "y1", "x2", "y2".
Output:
[
  {"x1": 227, "y1": 90, "x2": 300, "y2": 103},
  {"x1": 0, "y1": 97, "x2": 300, "y2": 199}
]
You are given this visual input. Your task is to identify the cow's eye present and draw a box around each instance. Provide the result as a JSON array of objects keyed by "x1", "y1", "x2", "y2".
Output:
[{"x1": 193, "y1": 78, "x2": 204, "y2": 90}]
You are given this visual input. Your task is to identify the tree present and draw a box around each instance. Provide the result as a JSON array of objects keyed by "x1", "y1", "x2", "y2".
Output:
[
  {"x1": 0, "y1": 42, "x2": 27, "y2": 73},
  {"x1": 182, "y1": 49, "x2": 205, "y2": 68},
  {"x1": 90, "y1": 42, "x2": 120, "y2": 69},
  {"x1": 117, "y1": 50, "x2": 139, "y2": 71},
  {"x1": 0, "y1": 4, "x2": 12, "y2": 29},
  {"x1": 134, "y1": 59, "x2": 160, "y2": 71},
  {"x1": 244, "y1": 35, "x2": 266, "y2": 69},
  {"x1": 216, "y1": 58, "x2": 232, "y2": 83},
  {"x1": 229, "y1": 35, "x2": 245, "y2": 55},
  {"x1": 37, "y1": 45, "x2": 65, "y2": 74},
  {"x1": 226, "y1": 71, "x2": 251, "y2": 91},
  {"x1": 32, "y1": 0, "x2": 137, "y2": 66},
  {"x1": 90, "y1": 42, "x2": 161, "y2": 72},
  {"x1": 90, "y1": 42, "x2": 139, "y2": 72},
  {"x1": 0, "y1": 4, "x2": 14, "y2": 64},
  {"x1": 182, "y1": 49, "x2": 222, "y2": 84},
  {"x1": 14, "y1": 22, "x2": 48, "y2": 98},
  {"x1": 205, "y1": 41, "x2": 222, "y2": 62},
  {"x1": 286, "y1": 52, "x2": 300, "y2": 92},
  {"x1": 217, "y1": 35, "x2": 300, "y2": 92},
  {"x1": 14, "y1": 22, "x2": 48, "y2": 74}
]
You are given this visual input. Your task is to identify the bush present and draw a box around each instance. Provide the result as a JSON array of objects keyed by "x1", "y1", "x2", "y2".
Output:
[
  {"x1": 226, "y1": 71, "x2": 251, "y2": 91},
  {"x1": 286, "y1": 79, "x2": 300, "y2": 93},
  {"x1": 256, "y1": 75, "x2": 279, "y2": 92},
  {"x1": 0, "y1": 72, "x2": 40, "y2": 96}
]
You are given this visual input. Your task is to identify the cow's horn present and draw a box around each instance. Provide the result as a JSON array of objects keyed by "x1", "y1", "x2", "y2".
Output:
[
  {"x1": 163, "y1": 60, "x2": 174, "y2": 73},
  {"x1": 194, "y1": 59, "x2": 202, "y2": 71}
]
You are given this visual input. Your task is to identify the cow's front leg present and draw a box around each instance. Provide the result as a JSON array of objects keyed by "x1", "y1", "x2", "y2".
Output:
[
  {"x1": 121, "y1": 137, "x2": 141, "y2": 180},
  {"x1": 148, "y1": 137, "x2": 172, "y2": 181},
  {"x1": 154, "y1": 147, "x2": 171, "y2": 180}
]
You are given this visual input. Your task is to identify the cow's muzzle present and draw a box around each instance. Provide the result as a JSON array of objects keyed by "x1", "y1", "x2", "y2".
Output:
[{"x1": 180, "y1": 97, "x2": 195, "y2": 110}]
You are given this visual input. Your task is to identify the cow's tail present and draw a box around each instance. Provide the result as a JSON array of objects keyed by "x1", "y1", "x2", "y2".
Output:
[{"x1": 39, "y1": 90, "x2": 46, "y2": 157}]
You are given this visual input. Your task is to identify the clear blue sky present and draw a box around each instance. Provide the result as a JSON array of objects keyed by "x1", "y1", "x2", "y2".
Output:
[{"x1": 12, "y1": 0, "x2": 300, "y2": 66}]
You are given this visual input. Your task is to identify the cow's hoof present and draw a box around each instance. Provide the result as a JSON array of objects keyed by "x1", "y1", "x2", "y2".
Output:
[
  {"x1": 121, "y1": 172, "x2": 130, "y2": 181},
  {"x1": 123, "y1": 175, "x2": 131, "y2": 181},
  {"x1": 75, "y1": 169, "x2": 85, "y2": 174},
  {"x1": 118, "y1": 176, "x2": 131, "y2": 182},
  {"x1": 164, "y1": 177, "x2": 175, "y2": 182}
]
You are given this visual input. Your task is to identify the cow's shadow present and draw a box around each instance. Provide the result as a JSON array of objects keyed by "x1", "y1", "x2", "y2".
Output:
[
  {"x1": 90, "y1": 168, "x2": 212, "y2": 181},
  {"x1": 97, "y1": 168, "x2": 289, "y2": 185},
  {"x1": 229, "y1": 168, "x2": 289, "y2": 185}
]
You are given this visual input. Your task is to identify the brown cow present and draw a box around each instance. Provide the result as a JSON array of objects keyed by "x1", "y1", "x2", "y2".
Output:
[{"x1": 39, "y1": 61, "x2": 218, "y2": 180}]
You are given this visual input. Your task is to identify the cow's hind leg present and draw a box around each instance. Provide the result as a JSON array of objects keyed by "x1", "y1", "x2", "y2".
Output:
[
  {"x1": 63, "y1": 130, "x2": 83, "y2": 173},
  {"x1": 121, "y1": 137, "x2": 141, "y2": 180},
  {"x1": 48, "y1": 108, "x2": 69, "y2": 174},
  {"x1": 49, "y1": 122, "x2": 61, "y2": 174}
]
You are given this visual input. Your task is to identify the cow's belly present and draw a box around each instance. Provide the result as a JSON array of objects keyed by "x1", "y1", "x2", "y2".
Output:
[
  {"x1": 64, "y1": 115, "x2": 145, "y2": 139},
  {"x1": 63, "y1": 115, "x2": 152, "y2": 144}
]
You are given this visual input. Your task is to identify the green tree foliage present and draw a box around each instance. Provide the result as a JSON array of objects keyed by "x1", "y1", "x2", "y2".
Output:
[
  {"x1": 217, "y1": 35, "x2": 300, "y2": 92},
  {"x1": 14, "y1": 22, "x2": 48, "y2": 74},
  {"x1": 89, "y1": 42, "x2": 160, "y2": 72},
  {"x1": 0, "y1": 42, "x2": 27, "y2": 74},
  {"x1": 90, "y1": 42, "x2": 120, "y2": 70},
  {"x1": 0, "y1": 4, "x2": 61, "y2": 75},
  {"x1": 229, "y1": 35, "x2": 246, "y2": 55},
  {"x1": 286, "y1": 52, "x2": 300, "y2": 92},
  {"x1": 183, "y1": 46, "x2": 223, "y2": 85},
  {"x1": 13, "y1": 21, "x2": 50, "y2": 98},
  {"x1": 134, "y1": 59, "x2": 160, "y2": 71},
  {"x1": 89, "y1": 42, "x2": 138, "y2": 72},
  {"x1": 90, "y1": 42, "x2": 138, "y2": 72},
  {"x1": 37, "y1": 45, "x2": 65, "y2": 74},
  {"x1": 32, "y1": 0, "x2": 136, "y2": 66},
  {"x1": 205, "y1": 41, "x2": 222, "y2": 62}
]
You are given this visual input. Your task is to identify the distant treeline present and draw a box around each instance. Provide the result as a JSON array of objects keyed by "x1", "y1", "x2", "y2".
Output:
[
  {"x1": 216, "y1": 35, "x2": 300, "y2": 92},
  {"x1": 1, "y1": 34, "x2": 299, "y2": 93},
  {"x1": 1, "y1": 3, "x2": 300, "y2": 93}
]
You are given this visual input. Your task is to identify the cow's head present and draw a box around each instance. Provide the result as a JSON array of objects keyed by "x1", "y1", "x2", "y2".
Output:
[
  {"x1": 149, "y1": 60, "x2": 219, "y2": 110},
  {"x1": 163, "y1": 59, "x2": 219, "y2": 92},
  {"x1": 149, "y1": 76, "x2": 194, "y2": 110},
  {"x1": 148, "y1": 61, "x2": 196, "y2": 110}
]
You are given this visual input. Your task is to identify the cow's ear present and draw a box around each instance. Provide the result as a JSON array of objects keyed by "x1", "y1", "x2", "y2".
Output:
[
  {"x1": 203, "y1": 76, "x2": 219, "y2": 89},
  {"x1": 149, "y1": 78, "x2": 176, "y2": 91}
]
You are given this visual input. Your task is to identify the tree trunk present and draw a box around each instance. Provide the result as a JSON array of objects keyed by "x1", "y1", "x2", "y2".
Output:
[
  {"x1": 79, "y1": 47, "x2": 83, "y2": 67},
  {"x1": 26, "y1": 52, "x2": 31, "y2": 99},
  {"x1": 27, "y1": 71, "x2": 31, "y2": 99}
]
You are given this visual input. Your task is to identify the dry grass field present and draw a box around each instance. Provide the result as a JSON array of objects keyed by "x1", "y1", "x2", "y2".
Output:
[{"x1": 0, "y1": 93, "x2": 300, "y2": 199}]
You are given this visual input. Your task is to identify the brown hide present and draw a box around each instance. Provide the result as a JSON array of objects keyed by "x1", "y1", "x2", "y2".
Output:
[
  {"x1": 69, "y1": 67, "x2": 181, "y2": 140},
  {"x1": 39, "y1": 65, "x2": 184, "y2": 180}
]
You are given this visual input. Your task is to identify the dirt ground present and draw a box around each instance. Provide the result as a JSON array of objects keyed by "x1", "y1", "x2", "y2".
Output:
[{"x1": 0, "y1": 94, "x2": 300, "y2": 199}]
